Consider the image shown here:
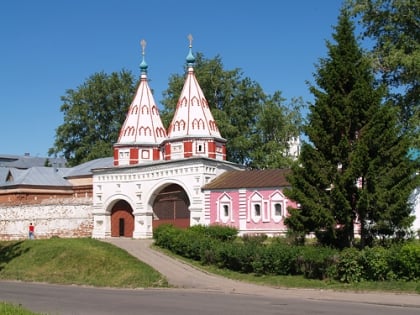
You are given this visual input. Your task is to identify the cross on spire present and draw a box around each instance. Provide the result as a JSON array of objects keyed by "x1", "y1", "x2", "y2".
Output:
[
  {"x1": 188, "y1": 34, "x2": 193, "y2": 48},
  {"x1": 139, "y1": 39, "x2": 148, "y2": 74},
  {"x1": 141, "y1": 39, "x2": 146, "y2": 56}
]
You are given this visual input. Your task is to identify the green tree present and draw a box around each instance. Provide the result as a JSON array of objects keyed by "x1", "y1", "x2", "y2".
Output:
[
  {"x1": 250, "y1": 92, "x2": 304, "y2": 169},
  {"x1": 284, "y1": 9, "x2": 418, "y2": 248},
  {"x1": 49, "y1": 70, "x2": 136, "y2": 166},
  {"x1": 352, "y1": 103, "x2": 418, "y2": 246},
  {"x1": 348, "y1": 0, "x2": 420, "y2": 149},
  {"x1": 160, "y1": 53, "x2": 302, "y2": 167}
]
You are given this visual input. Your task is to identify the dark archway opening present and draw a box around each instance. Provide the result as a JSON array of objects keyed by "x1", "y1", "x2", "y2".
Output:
[
  {"x1": 111, "y1": 200, "x2": 134, "y2": 237},
  {"x1": 153, "y1": 184, "x2": 190, "y2": 229}
]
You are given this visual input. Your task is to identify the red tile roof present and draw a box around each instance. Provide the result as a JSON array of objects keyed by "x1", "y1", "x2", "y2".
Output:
[{"x1": 202, "y1": 169, "x2": 291, "y2": 190}]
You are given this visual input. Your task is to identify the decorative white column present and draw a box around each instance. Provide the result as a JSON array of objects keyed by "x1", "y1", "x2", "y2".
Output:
[
  {"x1": 92, "y1": 212, "x2": 111, "y2": 238},
  {"x1": 189, "y1": 206, "x2": 204, "y2": 226},
  {"x1": 133, "y1": 211, "x2": 153, "y2": 239}
]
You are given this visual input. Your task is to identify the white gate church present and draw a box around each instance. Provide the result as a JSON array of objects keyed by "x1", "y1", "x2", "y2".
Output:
[{"x1": 91, "y1": 37, "x2": 243, "y2": 239}]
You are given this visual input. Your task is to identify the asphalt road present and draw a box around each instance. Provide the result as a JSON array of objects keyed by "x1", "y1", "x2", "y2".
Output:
[
  {"x1": 1, "y1": 281, "x2": 420, "y2": 315},
  {"x1": 0, "y1": 238, "x2": 419, "y2": 315}
]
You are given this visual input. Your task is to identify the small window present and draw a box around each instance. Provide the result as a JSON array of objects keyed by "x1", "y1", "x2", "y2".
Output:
[
  {"x1": 274, "y1": 203, "x2": 282, "y2": 216},
  {"x1": 254, "y1": 204, "x2": 261, "y2": 216},
  {"x1": 223, "y1": 205, "x2": 229, "y2": 217},
  {"x1": 196, "y1": 142, "x2": 205, "y2": 153}
]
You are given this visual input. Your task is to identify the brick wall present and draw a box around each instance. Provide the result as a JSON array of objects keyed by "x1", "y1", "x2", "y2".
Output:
[{"x1": 0, "y1": 197, "x2": 94, "y2": 240}]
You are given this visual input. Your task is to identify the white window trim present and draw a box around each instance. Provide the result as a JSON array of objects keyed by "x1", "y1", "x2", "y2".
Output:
[
  {"x1": 270, "y1": 191, "x2": 285, "y2": 223},
  {"x1": 249, "y1": 192, "x2": 263, "y2": 223},
  {"x1": 216, "y1": 193, "x2": 233, "y2": 224}
]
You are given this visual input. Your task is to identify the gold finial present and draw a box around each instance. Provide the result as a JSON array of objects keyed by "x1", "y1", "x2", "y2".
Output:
[
  {"x1": 187, "y1": 34, "x2": 193, "y2": 48},
  {"x1": 140, "y1": 39, "x2": 146, "y2": 55}
]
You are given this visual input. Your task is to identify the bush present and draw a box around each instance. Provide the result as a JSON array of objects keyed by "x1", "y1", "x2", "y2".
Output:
[
  {"x1": 334, "y1": 247, "x2": 364, "y2": 283},
  {"x1": 296, "y1": 246, "x2": 338, "y2": 280},
  {"x1": 153, "y1": 224, "x2": 181, "y2": 251},
  {"x1": 393, "y1": 242, "x2": 420, "y2": 280},
  {"x1": 257, "y1": 240, "x2": 301, "y2": 276},
  {"x1": 360, "y1": 246, "x2": 394, "y2": 281},
  {"x1": 197, "y1": 224, "x2": 238, "y2": 241},
  {"x1": 154, "y1": 226, "x2": 420, "y2": 282}
]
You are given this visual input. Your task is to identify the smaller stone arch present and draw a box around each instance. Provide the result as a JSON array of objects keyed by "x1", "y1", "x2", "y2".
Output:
[{"x1": 110, "y1": 199, "x2": 134, "y2": 237}]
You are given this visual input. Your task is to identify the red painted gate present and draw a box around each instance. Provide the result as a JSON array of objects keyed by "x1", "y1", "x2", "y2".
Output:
[{"x1": 111, "y1": 200, "x2": 134, "y2": 237}]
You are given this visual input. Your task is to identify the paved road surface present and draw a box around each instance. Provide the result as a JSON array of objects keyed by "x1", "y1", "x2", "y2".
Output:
[{"x1": 103, "y1": 238, "x2": 420, "y2": 307}]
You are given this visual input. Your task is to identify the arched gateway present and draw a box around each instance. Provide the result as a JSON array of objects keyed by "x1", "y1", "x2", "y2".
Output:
[
  {"x1": 153, "y1": 184, "x2": 190, "y2": 229},
  {"x1": 108, "y1": 184, "x2": 190, "y2": 237},
  {"x1": 91, "y1": 157, "x2": 242, "y2": 239}
]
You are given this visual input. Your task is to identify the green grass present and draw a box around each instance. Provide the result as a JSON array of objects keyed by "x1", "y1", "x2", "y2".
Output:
[
  {"x1": 0, "y1": 302, "x2": 46, "y2": 315},
  {"x1": 0, "y1": 238, "x2": 168, "y2": 288},
  {"x1": 152, "y1": 245, "x2": 420, "y2": 294}
]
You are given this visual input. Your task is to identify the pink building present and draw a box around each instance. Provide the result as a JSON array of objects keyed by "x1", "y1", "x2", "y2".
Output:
[{"x1": 203, "y1": 169, "x2": 296, "y2": 236}]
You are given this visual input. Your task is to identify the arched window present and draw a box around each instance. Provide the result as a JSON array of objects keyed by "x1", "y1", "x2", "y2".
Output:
[
  {"x1": 270, "y1": 191, "x2": 285, "y2": 223},
  {"x1": 249, "y1": 192, "x2": 263, "y2": 223}
]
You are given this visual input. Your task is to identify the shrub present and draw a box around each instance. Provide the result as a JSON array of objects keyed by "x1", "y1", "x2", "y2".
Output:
[
  {"x1": 242, "y1": 234, "x2": 268, "y2": 245},
  {"x1": 204, "y1": 224, "x2": 238, "y2": 241},
  {"x1": 296, "y1": 246, "x2": 338, "y2": 280},
  {"x1": 334, "y1": 247, "x2": 364, "y2": 283},
  {"x1": 153, "y1": 224, "x2": 181, "y2": 250},
  {"x1": 360, "y1": 246, "x2": 394, "y2": 281},
  {"x1": 257, "y1": 240, "x2": 301, "y2": 276},
  {"x1": 394, "y1": 242, "x2": 420, "y2": 280}
]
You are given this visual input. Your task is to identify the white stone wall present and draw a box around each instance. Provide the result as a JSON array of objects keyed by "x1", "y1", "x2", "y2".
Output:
[{"x1": 0, "y1": 198, "x2": 93, "y2": 240}]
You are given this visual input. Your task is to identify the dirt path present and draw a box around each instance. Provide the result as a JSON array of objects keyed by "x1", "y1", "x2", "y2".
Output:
[{"x1": 103, "y1": 238, "x2": 420, "y2": 308}]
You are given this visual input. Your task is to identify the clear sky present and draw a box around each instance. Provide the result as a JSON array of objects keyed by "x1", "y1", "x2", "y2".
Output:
[{"x1": 0, "y1": 0, "x2": 346, "y2": 157}]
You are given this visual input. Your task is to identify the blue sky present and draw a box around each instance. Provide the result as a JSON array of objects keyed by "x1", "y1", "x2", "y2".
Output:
[{"x1": 1, "y1": 0, "x2": 346, "y2": 157}]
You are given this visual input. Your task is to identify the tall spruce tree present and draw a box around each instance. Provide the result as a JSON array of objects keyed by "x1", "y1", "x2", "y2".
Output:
[{"x1": 284, "y1": 9, "x2": 418, "y2": 248}]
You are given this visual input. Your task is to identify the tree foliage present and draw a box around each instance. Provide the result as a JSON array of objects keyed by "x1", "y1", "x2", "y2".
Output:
[
  {"x1": 160, "y1": 53, "x2": 302, "y2": 168},
  {"x1": 251, "y1": 92, "x2": 303, "y2": 169},
  {"x1": 284, "y1": 9, "x2": 418, "y2": 249},
  {"x1": 49, "y1": 70, "x2": 136, "y2": 166},
  {"x1": 348, "y1": 0, "x2": 420, "y2": 149}
]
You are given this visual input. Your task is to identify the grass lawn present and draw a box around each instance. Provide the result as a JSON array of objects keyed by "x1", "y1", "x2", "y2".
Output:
[
  {"x1": 0, "y1": 302, "x2": 45, "y2": 315},
  {"x1": 0, "y1": 238, "x2": 168, "y2": 288}
]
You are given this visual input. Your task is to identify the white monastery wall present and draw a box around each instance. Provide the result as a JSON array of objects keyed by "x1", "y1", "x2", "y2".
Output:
[{"x1": 0, "y1": 197, "x2": 93, "y2": 240}]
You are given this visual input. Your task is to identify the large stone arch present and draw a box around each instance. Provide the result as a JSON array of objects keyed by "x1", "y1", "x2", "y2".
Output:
[
  {"x1": 109, "y1": 199, "x2": 134, "y2": 237},
  {"x1": 150, "y1": 183, "x2": 191, "y2": 229}
]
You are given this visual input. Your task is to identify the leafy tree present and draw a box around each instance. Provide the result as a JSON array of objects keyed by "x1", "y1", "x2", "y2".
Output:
[
  {"x1": 160, "y1": 53, "x2": 302, "y2": 167},
  {"x1": 250, "y1": 92, "x2": 304, "y2": 169},
  {"x1": 49, "y1": 70, "x2": 136, "y2": 166},
  {"x1": 284, "y1": 9, "x2": 418, "y2": 248},
  {"x1": 348, "y1": 0, "x2": 420, "y2": 149}
]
